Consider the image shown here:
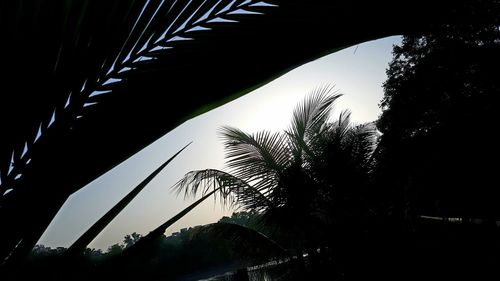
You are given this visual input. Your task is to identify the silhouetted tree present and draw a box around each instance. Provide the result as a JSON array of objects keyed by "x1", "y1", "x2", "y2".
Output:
[
  {"x1": 375, "y1": 8, "x2": 500, "y2": 222},
  {"x1": 25, "y1": 231, "x2": 248, "y2": 281},
  {"x1": 82, "y1": 248, "x2": 104, "y2": 262},
  {"x1": 218, "y1": 211, "x2": 261, "y2": 227},
  {"x1": 0, "y1": 0, "x2": 491, "y2": 271},
  {"x1": 106, "y1": 243, "x2": 124, "y2": 256},
  {"x1": 123, "y1": 232, "x2": 142, "y2": 248},
  {"x1": 175, "y1": 88, "x2": 377, "y2": 261}
]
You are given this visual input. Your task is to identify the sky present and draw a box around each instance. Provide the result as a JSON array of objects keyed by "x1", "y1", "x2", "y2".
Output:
[{"x1": 37, "y1": 35, "x2": 401, "y2": 250}]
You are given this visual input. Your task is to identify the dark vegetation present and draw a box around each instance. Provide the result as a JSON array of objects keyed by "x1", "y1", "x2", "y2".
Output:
[
  {"x1": 1, "y1": 1, "x2": 500, "y2": 280},
  {"x1": 22, "y1": 213, "x2": 266, "y2": 281},
  {"x1": 3, "y1": 0, "x2": 456, "y2": 266}
]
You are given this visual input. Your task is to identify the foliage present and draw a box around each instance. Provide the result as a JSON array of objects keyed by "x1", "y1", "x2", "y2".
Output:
[
  {"x1": 375, "y1": 12, "x2": 500, "y2": 219},
  {"x1": 123, "y1": 232, "x2": 142, "y2": 248},
  {"x1": 1, "y1": 0, "x2": 492, "y2": 270},
  {"x1": 66, "y1": 143, "x2": 189, "y2": 256},
  {"x1": 0, "y1": 0, "x2": 282, "y2": 266},
  {"x1": 218, "y1": 211, "x2": 262, "y2": 227},
  {"x1": 106, "y1": 244, "x2": 124, "y2": 256},
  {"x1": 25, "y1": 225, "x2": 254, "y2": 281},
  {"x1": 175, "y1": 88, "x2": 378, "y2": 251}
]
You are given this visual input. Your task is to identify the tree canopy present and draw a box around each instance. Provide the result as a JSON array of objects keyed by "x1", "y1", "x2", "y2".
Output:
[
  {"x1": 175, "y1": 89, "x2": 378, "y2": 252},
  {"x1": 375, "y1": 16, "x2": 500, "y2": 219}
]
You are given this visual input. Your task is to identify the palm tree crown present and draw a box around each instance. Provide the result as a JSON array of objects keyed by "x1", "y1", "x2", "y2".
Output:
[{"x1": 175, "y1": 87, "x2": 377, "y2": 249}]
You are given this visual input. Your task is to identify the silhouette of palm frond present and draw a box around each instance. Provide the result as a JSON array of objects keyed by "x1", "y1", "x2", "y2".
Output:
[
  {"x1": 220, "y1": 127, "x2": 290, "y2": 192},
  {"x1": 0, "y1": 0, "x2": 280, "y2": 266},
  {"x1": 173, "y1": 89, "x2": 380, "y2": 253},
  {"x1": 174, "y1": 88, "x2": 375, "y2": 219},
  {"x1": 66, "y1": 143, "x2": 191, "y2": 256},
  {"x1": 287, "y1": 86, "x2": 341, "y2": 160},
  {"x1": 0, "y1": 0, "x2": 481, "y2": 269}
]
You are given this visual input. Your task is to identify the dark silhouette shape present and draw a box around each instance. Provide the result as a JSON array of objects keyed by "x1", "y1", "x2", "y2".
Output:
[
  {"x1": 20, "y1": 225, "x2": 254, "y2": 281},
  {"x1": 65, "y1": 142, "x2": 190, "y2": 256},
  {"x1": 375, "y1": 13, "x2": 500, "y2": 221},
  {"x1": 192, "y1": 222, "x2": 288, "y2": 259},
  {"x1": 218, "y1": 211, "x2": 262, "y2": 227},
  {"x1": 234, "y1": 268, "x2": 250, "y2": 281},
  {"x1": 105, "y1": 243, "x2": 124, "y2": 257},
  {"x1": 118, "y1": 188, "x2": 219, "y2": 260},
  {"x1": 368, "y1": 10, "x2": 500, "y2": 280},
  {"x1": 123, "y1": 232, "x2": 142, "y2": 248},
  {"x1": 175, "y1": 88, "x2": 378, "y2": 278},
  {"x1": 0, "y1": 1, "x2": 484, "y2": 267}
]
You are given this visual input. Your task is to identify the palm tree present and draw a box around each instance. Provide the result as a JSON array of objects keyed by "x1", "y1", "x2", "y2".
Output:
[
  {"x1": 174, "y1": 87, "x2": 377, "y2": 255},
  {"x1": 0, "y1": 0, "x2": 476, "y2": 265},
  {"x1": 1, "y1": 0, "x2": 284, "y2": 266}
]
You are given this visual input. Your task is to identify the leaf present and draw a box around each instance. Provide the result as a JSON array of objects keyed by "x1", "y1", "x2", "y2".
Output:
[
  {"x1": 119, "y1": 187, "x2": 218, "y2": 258},
  {"x1": 173, "y1": 169, "x2": 273, "y2": 211},
  {"x1": 220, "y1": 127, "x2": 291, "y2": 187},
  {"x1": 287, "y1": 86, "x2": 341, "y2": 160},
  {"x1": 65, "y1": 142, "x2": 191, "y2": 256}
]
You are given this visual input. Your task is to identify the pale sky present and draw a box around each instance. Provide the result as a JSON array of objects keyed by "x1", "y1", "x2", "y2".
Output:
[{"x1": 37, "y1": 36, "x2": 401, "y2": 250}]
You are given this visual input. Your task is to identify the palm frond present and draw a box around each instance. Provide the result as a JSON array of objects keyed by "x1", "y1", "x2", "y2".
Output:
[
  {"x1": 287, "y1": 86, "x2": 341, "y2": 160},
  {"x1": 333, "y1": 109, "x2": 353, "y2": 145},
  {"x1": 173, "y1": 169, "x2": 273, "y2": 211},
  {"x1": 118, "y1": 188, "x2": 219, "y2": 260},
  {"x1": 220, "y1": 127, "x2": 291, "y2": 189},
  {"x1": 0, "y1": 0, "x2": 280, "y2": 264},
  {"x1": 348, "y1": 122, "x2": 378, "y2": 169},
  {"x1": 0, "y1": 0, "x2": 477, "y2": 267},
  {"x1": 65, "y1": 142, "x2": 191, "y2": 256},
  {"x1": 174, "y1": 169, "x2": 229, "y2": 198},
  {"x1": 0, "y1": 0, "x2": 280, "y2": 196}
]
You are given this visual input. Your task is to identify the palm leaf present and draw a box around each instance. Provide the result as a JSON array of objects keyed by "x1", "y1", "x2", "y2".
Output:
[
  {"x1": 1, "y1": 0, "x2": 280, "y2": 196},
  {"x1": 0, "y1": 0, "x2": 476, "y2": 267},
  {"x1": 174, "y1": 169, "x2": 273, "y2": 211},
  {"x1": 347, "y1": 123, "x2": 378, "y2": 170},
  {"x1": 0, "y1": 0, "x2": 280, "y2": 264},
  {"x1": 65, "y1": 142, "x2": 191, "y2": 256},
  {"x1": 335, "y1": 109, "x2": 353, "y2": 142},
  {"x1": 287, "y1": 86, "x2": 341, "y2": 160},
  {"x1": 220, "y1": 127, "x2": 291, "y2": 192},
  {"x1": 119, "y1": 187, "x2": 218, "y2": 259}
]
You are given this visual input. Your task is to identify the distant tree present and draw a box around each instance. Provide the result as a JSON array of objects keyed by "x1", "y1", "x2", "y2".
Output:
[
  {"x1": 375, "y1": 11, "x2": 500, "y2": 220},
  {"x1": 83, "y1": 248, "x2": 103, "y2": 257},
  {"x1": 31, "y1": 245, "x2": 52, "y2": 255},
  {"x1": 123, "y1": 232, "x2": 142, "y2": 248},
  {"x1": 218, "y1": 211, "x2": 261, "y2": 228},
  {"x1": 106, "y1": 243, "x2": 124, "y2": 256}
]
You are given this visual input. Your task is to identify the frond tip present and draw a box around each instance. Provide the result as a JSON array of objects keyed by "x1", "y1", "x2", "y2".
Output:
[
  {"x1": 173, "y1": 169, "x2": 271, "y2": 211},
  {"x1": 287, "y1": 85, "x2": 341, "y2": 158}
]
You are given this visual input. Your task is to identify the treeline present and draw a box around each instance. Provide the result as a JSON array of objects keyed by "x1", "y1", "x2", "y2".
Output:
[
  {"x1": 24, "y1": 212, "x2": 262, "y2": 281},
  {"x1": 10, "y1": 3, "x2": 500, "y2": 280}
]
